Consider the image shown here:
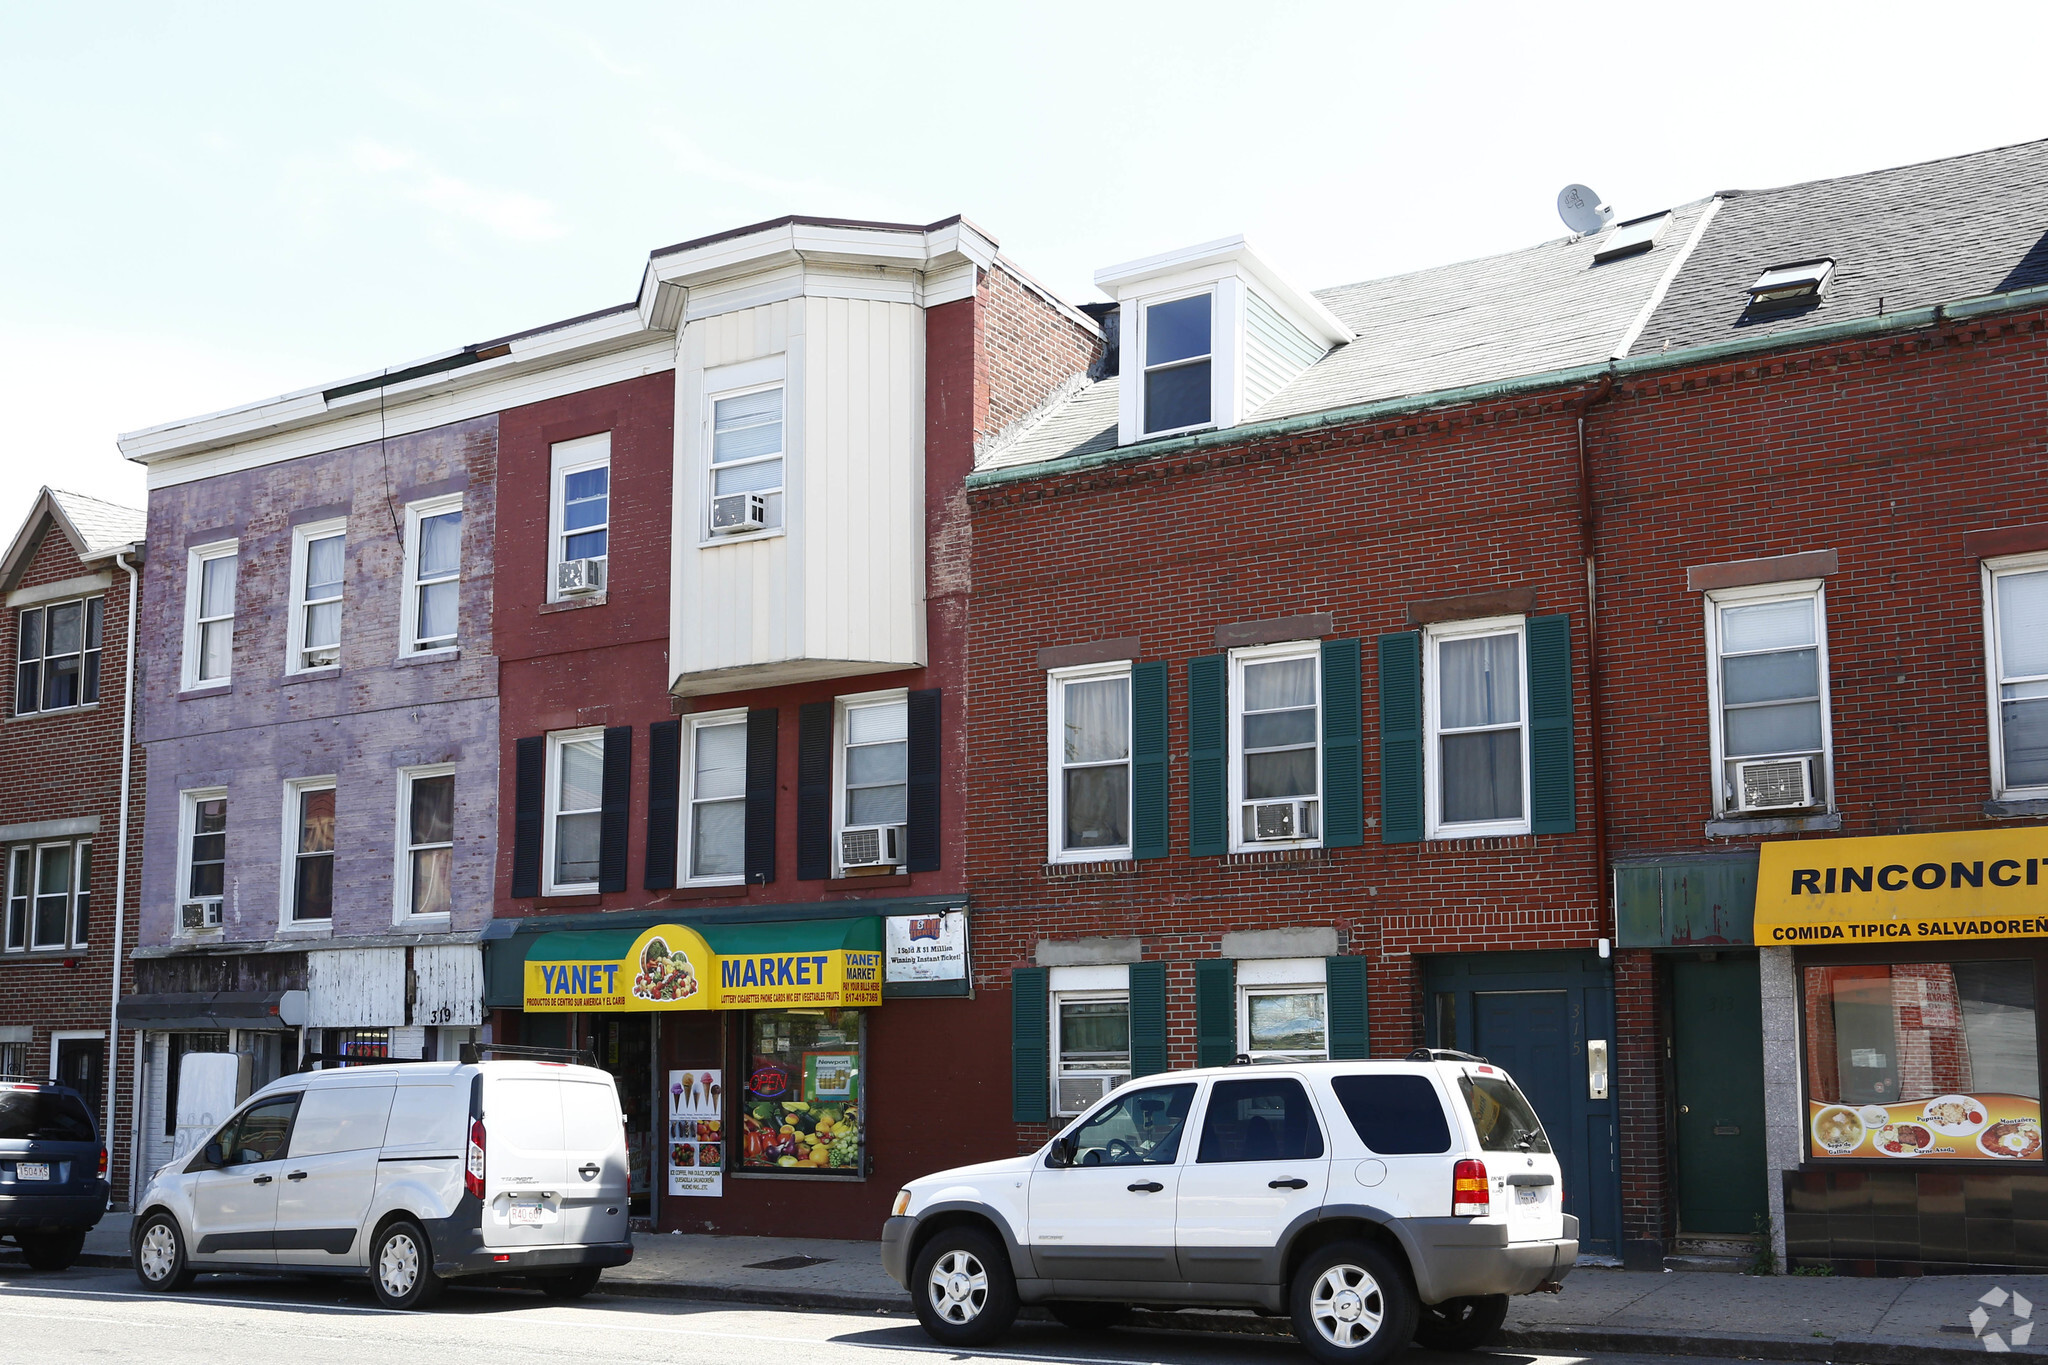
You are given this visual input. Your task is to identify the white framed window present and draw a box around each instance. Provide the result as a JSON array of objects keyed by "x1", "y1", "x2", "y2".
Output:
[
  {"x1": 683, "y1": 711, "x2": 747, "y2": 884},
  {"x1": 704, "y1": 384, "x2": 785, "y2": 539},
  {"x1": 1140, "y1": 291, "x2": 1213, "y2": 436},
  {"x1": 836, "y1": 692, "x2": 908, "y2": 873},
  {"x1": 3, "y1": 838, "x2": 89, "y2": 953},
  {"x1": 286, "y1": 519, "x2": 347, "y2": 672},
  {"x1": 1705, "y1": 582, "x2": 1832, "y2": 815},
  {"x1": 1229, "y1": 642, "x2": 1321, "y2": 850},
  {"x1": 281, "y1": 778, "x2": 336, "y2": 924},
  {"x1": 177, "y1": 788, "x2": 228, "y2": 933},
  {"x1": 395, "y1": 765, "x2": 455, "y2": 921},
  {"x1": 182, "y1": 541, "x2": 238, "y2": 689},
  {"x1": 400, "y1": 496, "x2": 462, "y2": 655},
  {"x1": 15, "y1": 596, "x2": 103, "y2": 715},
  {"x1": 544, "y1": 728, "x2": 605, "y2": 894},
  {"x1": 547, "y1": 433, "x2": 610, "y2": 603},
  {"x1": 1236, "y1": 959, "x2": 1329, "y2": 1063},
  {"x1": 1046, "y1": 662, "x2": 1132, "y2": 862},
  {"x1": 1986, "y1": 554, "x2": 2048, "y2": 800},
  {"x1": 1052, "y1": 985, "x2": 1132, "y2": 1118},
  {"x1": 1425, "y1": 616, "x2": 1530, "y2": 837}
]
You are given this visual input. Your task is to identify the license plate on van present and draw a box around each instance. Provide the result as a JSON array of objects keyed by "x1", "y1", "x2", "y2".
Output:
[
  {"x1": 15, "y1": 1162, "x2": 49, "y2": 1182},
  {"x1": 509, "y1": 1203, "x2": 544, "y2": 1226}
]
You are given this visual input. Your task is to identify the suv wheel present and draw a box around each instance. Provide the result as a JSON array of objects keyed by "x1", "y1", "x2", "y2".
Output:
[
  {"x1": 1289, "y1": 1239, "x2": 1418, "y2": 1365},
  {"x1": 1413, "y1": 1293, "x2": 1509, "y2": 1351},
  {"x1": 20, "y1": 1230, "x2": 86, "y2": 1271},
  {"x1": 370, "y1": 1220, "x2": 444, "y2": 1310},
  {"x1": 910, "y1": 1226, "x2": 1018, "y2": 1347},
  {"x1": 134, "y1": 1212, "x2": 194, "y2": 1292}
]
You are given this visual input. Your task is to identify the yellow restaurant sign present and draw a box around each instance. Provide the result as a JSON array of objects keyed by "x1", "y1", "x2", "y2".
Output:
[
  {"x1": 522, "y1": 924, "x2": 883, "y2": 1012},
  {"x1": 1756, "y1": 827, "x2": 2048, "y2": 944}
]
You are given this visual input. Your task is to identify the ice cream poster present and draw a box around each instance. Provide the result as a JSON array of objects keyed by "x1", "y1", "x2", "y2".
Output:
[{"x1": 667, "y1": 1068, "x2": 724, "y2": 1197}]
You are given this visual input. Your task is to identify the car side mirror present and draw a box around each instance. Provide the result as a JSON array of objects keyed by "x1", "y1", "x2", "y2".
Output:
[
  {"x1": 202, "y1": 1141, "x2": 224, "y2": 1168},
  {"x1": 1046, "y1": 1135, "x2": 1075, "y2": 1168}
]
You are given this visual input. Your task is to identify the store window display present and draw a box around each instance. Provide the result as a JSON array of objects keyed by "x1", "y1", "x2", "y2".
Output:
[{"x1": 742, "y1": 1008, "x2": 864, "y2": 1174}]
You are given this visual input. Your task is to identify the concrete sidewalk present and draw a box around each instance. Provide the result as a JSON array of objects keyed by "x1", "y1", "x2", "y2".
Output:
[{"x1": 13, "y1": 1214, "x2": 2047, "y2": 1362}]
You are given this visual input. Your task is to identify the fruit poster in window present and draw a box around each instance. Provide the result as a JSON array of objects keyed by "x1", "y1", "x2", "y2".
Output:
[
  {"x1": 1809, "y1": 1096, "x2": 2042, "y2": 1161},
  {"x1": 804, "y1": 1050, "x2": 859, "y2": 1102},
  {"x1": 666, "y1": 1068, "x2": 724, "y2": 1197}
]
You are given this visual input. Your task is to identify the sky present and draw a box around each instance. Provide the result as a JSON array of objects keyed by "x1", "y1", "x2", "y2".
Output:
[{"x1": 2, "y1": 2, "x2": 2043, "y2": 534}]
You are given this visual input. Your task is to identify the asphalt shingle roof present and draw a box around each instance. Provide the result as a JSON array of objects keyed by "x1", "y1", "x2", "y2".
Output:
[{"x1": 48, "y1": 487, "x2": 147, "y2": 557}]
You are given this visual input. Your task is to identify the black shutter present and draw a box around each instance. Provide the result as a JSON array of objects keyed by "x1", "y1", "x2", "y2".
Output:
[
  {"x1": 906, "y1": 688, "x2": 941, "y2": 873},
  {"x1": 511, "y1": 736, "x2": 544, "y2": 898},
  {"x1": 644, "y1": 720, "x2": 680, "y2": 891},
  {"x1": 1130, "y1": 662, "x2": 1169, "y2": 859},
  {"x1": 1129, "y1": 961, "x2": 1169, "y2": 1077},
  {"x1": 796, "y1": 702, "x2": 834, "y2": 880},
  {"x1": 745, "y1": 708, "x2": 779, "y2": 884},
  {"x1": 1012, "y1": 968, "x2": 1050, "y2": 1123},
  {"x1": 598, "y1": 726, "x2": 633, "y2": 894}
]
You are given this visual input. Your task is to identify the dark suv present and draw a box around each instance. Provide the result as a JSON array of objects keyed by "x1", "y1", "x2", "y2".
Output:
[{"x1": 0, "y1": 1078, "x2": 108, "y2": 1270}]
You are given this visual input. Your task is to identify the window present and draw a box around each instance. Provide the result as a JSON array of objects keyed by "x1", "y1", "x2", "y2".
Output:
[
  {"x1": 401, "y1": 497, "x2": 461, "y2": 655},
  {"x1": 742, "y1": 1008, "x2": 864, "y2": 1175},
  {"x1": 1748, "y1": 258, "x2": 1834, "y2": 305},
  {"x1": 1426, "y1": 617, "x2": 1529, "y2": 837},
  {"x1": 1987, "y1": 557, "x2": 2048, "y2": 798},
  {"x1": 1240, "y1": 986, "x2": 1328, "y2": 1062},
  {"x1": 1707, "y1": 584, "x2": 1830, "y2": 814},
  {"x1": 0, "y1": 1088, "x2": 94, "y2": 1143},
  {"x1": 0, "y1": 1033, "x2": 26, "y2": 1079},
  {"x1": 3, "y1": 839, "x2": 89, "y2": 953},
  {"x1": 178, "y1": 789, "x2": 227, "y2": 929},
  {"x1": 15, "y1": 596, "x2": 102, "y2": 714},
  {"x1": 1196, "y1": 1076, "x2": 1325, "y2": 1163},
  {"x1": 182, "y1": 543, "x2": 237, "y2": 688},
  {"x1": 398, "y1": 766, "x2": 454, "y2": 919},
  {"x1": 211, "y1": 1094, "x2": 298, "y2": 1166},
  {"x1": 838, "y1": 695, "x2": 908, "y2": 871},
  {"x1": 1330, "y1": 1074, "x2": 1453, "y2": 1155},
  {"x1": 284, "y1": 780, "x2": 335, "y2": 923},
  {"x1": 548, "y1": 433, "x2": 610, "y2": 601},
  {"x1": 684, "y1": 712, "x2": 746, "y2": 883},
  {"x1": 287, "y1": 520, "x2": 346, "y2": 671},
  {"x1": 706, "y1": 386, "x2": 784, "y2": 535},
  {"x1": 1230, "y1": 645, "x2": 1320, "y2": 849},
  {"x1": 1048, "y1": 663, "x2": 1131, "y2": 862},
  {"x1": 1053, "y1": 992, "x2": 1130, "y2": 1117},
  {"x1": 1142, "y1": 293, "x2": 1212, "y2": 435},
  {"x1": 545, "y1": 729, "x2": 604, "y2": 893},
  {"x1": 1459, "y1": 1072, "x2": 1552, "y2": 1153},
  {"x1": 1056, "y1": 1084, "x2": 1196, "y2": 1167}
]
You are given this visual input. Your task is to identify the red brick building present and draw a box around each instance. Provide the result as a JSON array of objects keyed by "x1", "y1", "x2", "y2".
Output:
[{"x1": 0, "y1": 487, "x2": 145, "y2": 1199}]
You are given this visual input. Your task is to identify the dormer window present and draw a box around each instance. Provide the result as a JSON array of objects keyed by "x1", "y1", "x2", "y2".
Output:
[
  {"x1": 1748, "y1": 259, "x2": 1834, "y2": 306},
  {"x1": 1142, "y1": 294, "x2": 1213, "y2": 435}
]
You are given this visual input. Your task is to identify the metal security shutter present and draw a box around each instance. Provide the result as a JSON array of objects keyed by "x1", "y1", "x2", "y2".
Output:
[
  {"x1": 1527, "y1": 613, "x2": 1576, "y2": 834},
  {"x1": 1377, "y1": 633, "x2": 1424, "y2": 844},
  {"x1": 1321, "y1": 638, "x2": 1364, "y2": 847},
  {"x1": 1012, "y1": 967, "x2": 1050, "y2": 1123},
  {"x1": 796, "y1": 702, "x2": 833, "y2": 880},
  {"x1": 1188, "y1": 655, "x2": 1228, "y2": 857},
  {"x1": 745, "y1": 708, "x2": 779, "y2": 884},
  {"x1": 598, "y1": 726, "x2": 633, "y2": 894},
  {"x1": 511, "y1": 736, "x2": 544, "y2": 898},
  {"x1": 1194, "y1": 959, "x2": 1237, "y2": 1067},
  {"x1": 1130, "y1": 661, "x2": 1169, "y2": 859},
  {"x1": 1130, "y1": 960, "x2": 1168, "y2": 1077},
  {"x1": 906, "y1": 688, "x2": 941, "y2": 873},
  {"x1": 1326, "y1": 955, "x2": 1370, "y2": 1060},
  {"x1": 644, "y1": 719, "x2": 680, "y2": 891}
]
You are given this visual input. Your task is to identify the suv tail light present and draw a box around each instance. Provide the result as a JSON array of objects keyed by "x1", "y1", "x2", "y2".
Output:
[
  {"x1": 97, "y1": 1147, "x2": 108, "y2": 1179},
  {"x1": 465, "y1": 1118, "x2": 486, "y2": 1200},
  {"x1": 1453, "y1": 1158, "x2": 1490, "y2": 1217}
]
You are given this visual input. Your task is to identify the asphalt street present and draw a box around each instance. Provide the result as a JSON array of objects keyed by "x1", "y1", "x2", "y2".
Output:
[{"x1": 0, "y1": 1267, "x2": 1762, "y2": 1365}]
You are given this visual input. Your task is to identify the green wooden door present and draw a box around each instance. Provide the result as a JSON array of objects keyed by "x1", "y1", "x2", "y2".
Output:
[{"x1": 1671, "y1": 955, "x2": 1769, "y2": 1236}]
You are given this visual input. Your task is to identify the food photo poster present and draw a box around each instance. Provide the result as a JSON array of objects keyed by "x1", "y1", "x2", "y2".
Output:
[{"x1": 667, "y1": 1069, "x2": 724, "y2": 1197}]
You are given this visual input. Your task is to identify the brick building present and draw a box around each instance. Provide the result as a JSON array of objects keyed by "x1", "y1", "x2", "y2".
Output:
[{"x1": 0, "y1": 487, "x2": 145, "y2": 1198}]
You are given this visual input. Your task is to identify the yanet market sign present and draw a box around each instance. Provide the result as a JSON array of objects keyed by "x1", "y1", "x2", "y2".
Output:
[
  {"x1": 1755, "y1": 828, "x2": 2048, "y2": 944},
  {"x1": 524, "y1": 924, "x2": 883, "y2": 1012}
]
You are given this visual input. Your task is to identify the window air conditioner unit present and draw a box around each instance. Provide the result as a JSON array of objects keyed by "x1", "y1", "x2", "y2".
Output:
[
  {"x1": 710, "y1": 492, "x2": 768, "y2": 535},
  {"x1": 181, "y1": 900, "x2": 222, "y2": 930},
  {"x1": 1734, "y1": 757, "x2": 1815, "y2": 812},
  {"x1": 1056, "y1": 1073, "x2": 1118, "y2": 1115},
  {"x1": 1250, "y1": 800, "x2": 1309, "y2": 842},
  {"x1": 555, "y1": 557, "x2": 606, "y2": 597},
  {"x1": 840, "y1": 825, "x2": 905, "y2": 869}
]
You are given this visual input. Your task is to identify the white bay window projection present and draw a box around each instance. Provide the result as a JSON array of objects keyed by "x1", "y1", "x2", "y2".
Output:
[
  {"x1": 1427, "y1": 620, "x2": 1529, "y2": 835},
  {"x1": 15, "y1": 596, "x2": 102, "y2": 714},
  {"x1": 184, "y1": 545, "x2": 237, "y2": 687},
  {"x1": 1054, "y1": 993, "x2": 1131, "y2": 1116},
  {"x1": 1988, "y1": 560, "x2": 2048, "y2": 796},
  {"x1": 1233, "y1": 648, "x2": 1320, "y2": 846},
  {"x1": 686, "y1": 714, "x2": 747, "y2": 881},
  {"x1": 290, "y1": 522, "x2": 346, "y2": 670},
  {"x1": 707, "y1": 387, "x2": 784, "y2": 535},
  {"x1": 4, "y1": 839, "x2": 89, "y2": 952},
  {"x1": 1050, "y1": 665, "x2": 1131, "y2": 859},
  {"x1": 401, "y1": 768, "x2": 454, "y2": 918},
  {"x1": 839, "y1": 697, "x2": 908, "y2": 869},
  {"x1": 287, "y1": 782, "x2": 335, "y2": 922},
  {"x1": 1142, "y1": 294, "x2": 1212, "y2": 435},
  {"x1": 548, "y1": 730, "x2": 605, "y2": 891},
  {"x1": 1710, "y1": 587, "x2": 1829, "y2": 812},
  {"x1": 404, "y1": 499, "x2": 462, "y2": 653}
]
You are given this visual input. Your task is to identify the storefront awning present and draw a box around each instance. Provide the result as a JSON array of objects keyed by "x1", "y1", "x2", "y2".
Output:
[
  {"x1": 516, "y1": 917, "x2": 883, "y2": 1013},
  {"x1": 1757, "y1": 827, "x2": 2048, "y2": 946},
  {"x1": 117, "y1": 989, "x2": 308, "y2": 1031},
  {"x1": 1614, "y1": 855, "x2": 1758, "y2": 949}
]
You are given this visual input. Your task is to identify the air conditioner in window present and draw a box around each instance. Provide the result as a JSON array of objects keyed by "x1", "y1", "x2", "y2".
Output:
[
  {"x1": 303, "y1": 646, "x2": 339, "y2": 668},
  {"x1": 556, "y1": 557, "x2": 606, "y2": 597},
  {"x1": 1733, "y1": 757, "x2": 1815, "y2": 812},
  {"x1": 1056, "y1": 1073, "x2": 1121, "y2": 1115},
  {"x1": 181, "y1": 900, "x2": 222, "y2": 931},
  {"x1": 840, "y1": 825, "x2": 905, "y2": 870},
  {"x1": 710, "y1": 492, "x2": 768, "y2": 535},
  {"x1": 1249, "y1": 800, "x2": 1311, "y2": 842}
]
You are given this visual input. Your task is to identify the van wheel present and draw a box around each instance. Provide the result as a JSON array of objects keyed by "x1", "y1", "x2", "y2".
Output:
[
  {"x1": 1413, "y1": 1293, "x2": 1509, "y2": 1350},
  {"x1": 540, "y1": 1267, "x2": 602, "y2": 1300},
  {"x1": 911, "y1": 1226, "x2": 1018, "y2": 1347},
  {"x1": 133, "y1": 1212, "x2": 194, "y2": 1292},
  {"x1": 1289, "y1": 1239, "x2": 1418, "y2": 1365},
  {"x1": 370, "y1": 1220, "x2": 444, "y2": 1310},
  {"x1": 1047, "y1": 1301, "x2": 1129, "y2": 1331},
  {"x1": 20, "y1": 1231, "x2": 86, "y2": 1271}
]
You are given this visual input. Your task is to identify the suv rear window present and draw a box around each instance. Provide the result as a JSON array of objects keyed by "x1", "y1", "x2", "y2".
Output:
[
  {"x1": 0, "y1": 1089, "x2": 95, "y2": 1142},
  {"x1": 1329, "y1": 1074, "x2": 1451, "y2": 1154},
  {"x1": 1458, "y1": 1073, "x2": 1551, "y2": 1153}
]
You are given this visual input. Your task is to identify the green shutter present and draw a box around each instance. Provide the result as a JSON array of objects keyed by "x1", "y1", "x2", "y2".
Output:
[
  {"x1": 1131, "y1": 661, "x2": 1169, "y2": 859},
  {"x1": 1377, "y1": 633, "x2": 1423, "y2": 844},
  {"x1": 1326, "y1": 956, "x2": 1370, "y2": 1060},
  {"x1": 1011, "y1": 968, "x2": 1050, "y2": 1122},
  {"x1": 1321, "y1": 638, "x2": 1364, "y2": 848},
  {"x1": 1188, "y1": 655, "x2": 1228, "y2": 856},
  {"x1": 1129, "y1": 960, "x2": 1168, "y2": 1077},
  {"x1": 1527, "y1": 613, "x2": 1576, "y2": 834},
  {"x1": 1194, "y1": 959, "x2": 1237, "y2": 1067}
]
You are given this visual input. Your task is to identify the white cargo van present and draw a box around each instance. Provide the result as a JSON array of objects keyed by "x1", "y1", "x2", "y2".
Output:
[{"x1": 131, "y1": 1052, "x2": 633, "y2": 1308}]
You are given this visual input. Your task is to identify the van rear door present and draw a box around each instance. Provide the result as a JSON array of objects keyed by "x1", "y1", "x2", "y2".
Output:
[{"x1": 480, "y1": 1073, "x2": 571, "y2": 1249}]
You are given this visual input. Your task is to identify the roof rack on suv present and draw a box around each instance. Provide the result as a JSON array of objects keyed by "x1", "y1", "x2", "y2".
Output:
[
  {"x1": 297, "y1": 1052, "x2": 439, "y2": 1072},
  {"x1": 1408, "y1": 1048, "x2": 1490, "y2": 1064},
  {"x1": 458, "y1": 1042, "x2": 599, "y2": 1068}
]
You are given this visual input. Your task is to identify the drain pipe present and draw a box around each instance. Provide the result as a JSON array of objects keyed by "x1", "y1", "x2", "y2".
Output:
[
  {"x1": 1568, "y1": 374, "x2": 1617, "y2": 946},
  {"x1": 109, "y1": 549, "x2": 139, "y2": 1207}
]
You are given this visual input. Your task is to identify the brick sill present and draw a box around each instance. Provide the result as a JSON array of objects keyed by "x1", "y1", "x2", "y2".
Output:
[
  {"x1": 540, "y1": 594, "x2": 606, "y2": 614},
  {"x1": 179, "y1": 684, "x2": 233, "y2": 701},
  {"x1": 0, "y1": 951, "x2": 85, "y2": 964},
  {"x1": 394, "y1": 648, "x2": 460, "y2": 668},
  {"x1": 280, "y1": 668, "x2": 341, "y2": 688},
  {"x1": 1044, "y1": 860, "x2": 1139, "y2": 878},
  {"x1": 5, "y1": 702, "x2": 100, "y2": 724},
  {"x1": 826, "y1": 874, "x2": 911, "y2": 891},
  {"x1": 1705, "y1": 811, "x2": 1842, "y2": 838}
]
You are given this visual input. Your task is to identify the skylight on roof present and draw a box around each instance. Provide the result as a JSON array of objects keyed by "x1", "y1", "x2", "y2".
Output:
[
  {"x1": 1748, "y1": 259, "x2": 1834, "y2": 305},
  {"x1": 1592, "y1": 211, "x2": 1671, "y2": 263}
]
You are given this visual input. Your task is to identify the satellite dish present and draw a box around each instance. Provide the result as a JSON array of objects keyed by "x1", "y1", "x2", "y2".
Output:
[{"x1": 1557, "y1": 184, "x2": 1615, "y2": 237}]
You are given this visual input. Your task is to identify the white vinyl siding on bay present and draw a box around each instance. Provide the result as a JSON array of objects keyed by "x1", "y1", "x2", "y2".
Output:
[{"x1": 1241, "y1": 287, "x2": 1325, "y2": 417}]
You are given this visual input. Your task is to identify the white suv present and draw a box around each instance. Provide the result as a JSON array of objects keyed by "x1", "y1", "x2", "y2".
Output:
[{"x1": 882, "y1": 1052, "x2": 1575, "y2": 1364}]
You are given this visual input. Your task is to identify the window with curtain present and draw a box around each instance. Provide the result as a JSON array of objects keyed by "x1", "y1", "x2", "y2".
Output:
[
  {"x1": 687, "y1": 714, "x2": 747, "y2": 881},
  {"x1": 1429, "y1": 621, "x2": 1527, "y2": 834},
  {"x1": 548, "y1": 731, "x2": 604, "y2": 891},
  {"x1": 1051, "y1": 665, "x2": 1130, "y2": 859},
  {"x1": 291, "y1": 525, "x2": 345, "y2": 671},
  {"x1": 406, "y1": 500, "x2": 461, "y2": 653},
  {"x1": 290, "y1": 783, "x2": 335, "y2": 921},
  {"x1": 402, "y1": 769, "x2": 454, "y2": 917},
  {"x1": 1232, "y1": 649, "x2": 1321, "y2": 847},
  {"x1": 1991, "y1": 562, "x2": 2048, "y2": 796},
  {"x1": 708, "y1": 387, "x2": 784, "y2": 531},
  {"x1": 186, "y1": 546, "x2": 237, "y2": 687},
  {"x1": 1054, "y1": 994, "x2": 1131, "y2": 1116},
  {"x1": 16, "y1": 596, "x2": 102, "y2": 714},
  {"x1": 181, "y1": 791, "x2": 226, "y2": 919},
  {"x1": 1712, "y1": 589, "x2": 1827, "y2": 811},
  {"x1": 1143, "y1": 294, "x2": 1212, "y2": 434}
]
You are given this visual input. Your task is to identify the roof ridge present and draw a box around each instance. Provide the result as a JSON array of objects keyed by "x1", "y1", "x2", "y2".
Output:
[
  {"x1": 1710, "y1": 134, "x2": 2048, "y2": 202},
  {"x1": 48, "y1": 485, "x2": 144, "y2": 514}
]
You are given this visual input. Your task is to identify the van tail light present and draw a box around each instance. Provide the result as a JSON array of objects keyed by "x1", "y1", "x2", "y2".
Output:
[
  {"x1": 1453, "y1": 1158, "x2": 1490, "y2": 1217},
  {"x1": 97, "y1": 1147, "x2": 108, "y2": 1179},
  {"x1": 465, "y1": 1118, "x2": 487, "y2": 1200}
]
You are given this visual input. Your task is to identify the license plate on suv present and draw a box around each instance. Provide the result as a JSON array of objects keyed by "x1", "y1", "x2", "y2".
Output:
[
  {"x1": 15, "y1": 1162, "x2": 50, "y2": 1181},
  {"x1": 1515, "y1": 1184, "x2": 1542, "y2": 1204},
  {"x1": 509, "y1": 1203, "x2": 544, "y2": 1226}
]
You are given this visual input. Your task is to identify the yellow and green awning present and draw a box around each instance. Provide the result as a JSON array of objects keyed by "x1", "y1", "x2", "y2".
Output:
[{"x1": 520, "y1": 917, "x2": 883, "y2": 1012}]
